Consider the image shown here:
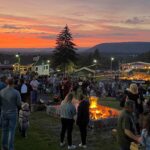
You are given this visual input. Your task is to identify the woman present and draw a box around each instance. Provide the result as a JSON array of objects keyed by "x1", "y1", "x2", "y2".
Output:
[
  {"x1": 60, "y1": 93, "x2": 76, "y2": 150},
  {"x1": 76, "y1": 94, "x2": 90, "y2": 149}
]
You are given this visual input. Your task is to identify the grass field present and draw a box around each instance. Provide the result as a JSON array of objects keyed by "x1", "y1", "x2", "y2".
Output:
[{"x1": 0, "y1": 98, "x2": 121, "y2": 150}]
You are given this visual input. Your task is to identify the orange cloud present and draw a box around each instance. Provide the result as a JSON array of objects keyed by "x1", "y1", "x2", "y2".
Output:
[
  {"x1": 0, "y1": 14, "x2": 150, "y2": 48},
  {"x1": 0, "y1": 33, "x2": 55, "y2": 48}
]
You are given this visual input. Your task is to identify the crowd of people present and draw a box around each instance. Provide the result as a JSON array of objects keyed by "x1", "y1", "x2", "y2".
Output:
[
  {"x1": 0, "y1": 75, "x2": 38, "y2": 150},
  {"x1": 117, "y1": 83, "x2": 150, "y2": 150},
  {"x1": 0, "y1": 74, "x2": 150, "y2": 150}
]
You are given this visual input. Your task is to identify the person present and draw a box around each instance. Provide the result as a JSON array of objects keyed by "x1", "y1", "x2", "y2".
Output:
[
  {"x1": 99, "y1": 81, "x2": 104, "y2": 97},
  {"x1": 19, "y1": 101, "x2": 30, "y2": 138},
  {"x1": 52, "y1": 74, "x2": 59, "y2": 95},
  {"x1": 62, "y1": 77, "x2": 71, "y2": 100},
  {"x1": 30, "y1": 76, "x2": 39, "y2": 104},
  {"x1": 124, "y1": 83, "x2": 143, "y2": 133},
  {"x1": 140, "y1": 114, "x2": 150, "y2": 150},
  {"x1": 0, "y1": 76, "x2": 6, "y2": 127},
  {"x1": 125, "y1": 83, "x2": 142, "y2": 115},
  {"x1": 0, "y1": 76, "x2": 6, "y2": 91},
  {"x1": 117, "y1": 100, "x2": 141, "y2": 150},
  {"x1": 90, "y1": 87, "x2": 96, "y2": 97},
  {"x1": 25, "y1": 80, "x2": 32, "y2": 109},
  {"x1": 0, "y1": 77, "x2": 21, "y2": 150},
  {"x1": 19, "y1": 79, "x2": 28, "y2": 102},
  {"x1": 76, "y1": 94, "x2": 90, "y2": 148},
  {"x1": 60, "y1": 93, "x2": 76, "y2": 149},
  {"x1": 143, "y1": 99, "x2": 150, "y2": 113}
]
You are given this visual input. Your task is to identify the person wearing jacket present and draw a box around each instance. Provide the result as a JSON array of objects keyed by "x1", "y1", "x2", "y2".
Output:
[
  {"x1": 76, "y1": 94, "x2": 90, "y2": 149},
  {"x1": 60, "y1": 93, "x2": 76, "y2": 150},
  {"x1": 0, "y1": 77, "x2": 21, "y2": 150}
]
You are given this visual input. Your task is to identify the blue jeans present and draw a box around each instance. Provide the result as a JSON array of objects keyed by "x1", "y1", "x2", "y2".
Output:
[{"x1": 1, "y1": 111, "x2": 17, "y2": 150}]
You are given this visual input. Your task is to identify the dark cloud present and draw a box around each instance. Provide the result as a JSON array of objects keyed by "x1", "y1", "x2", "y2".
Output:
[
  {"x1": 1, "y1": 24, "x2": 30, "y2": 29},
  {"x1": 38, "y1": 35, "x2": 56, "y2": 39},
  {"x1": 74, "y1": 32, "x2": 136, "y2": 38},
  {"x1": 125, "y1": 17, "x2": 144, "y2": 24}
]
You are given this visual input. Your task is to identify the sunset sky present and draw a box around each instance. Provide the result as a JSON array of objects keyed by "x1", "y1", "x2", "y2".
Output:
[{"x1": 0, "y1": 0, "x2": 150, "y2": 48}]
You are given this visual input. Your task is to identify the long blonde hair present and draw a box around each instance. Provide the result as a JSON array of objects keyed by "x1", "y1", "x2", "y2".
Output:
[{"x1": 128, "y1": 83, "x2": 138, "y2": 94}]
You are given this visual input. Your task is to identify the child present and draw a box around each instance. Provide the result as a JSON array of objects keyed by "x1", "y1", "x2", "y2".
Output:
[
  {"x1": 19, "y1": 102, "x2": 30, "y2": 137},
  {"x1": 140, "y1": 114, "x2": 150, "y2": 150}
]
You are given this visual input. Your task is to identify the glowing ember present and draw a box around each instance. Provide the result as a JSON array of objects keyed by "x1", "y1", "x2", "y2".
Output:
[{"x1": 89, "y1": 96, "x2": 119, "y2": 120}]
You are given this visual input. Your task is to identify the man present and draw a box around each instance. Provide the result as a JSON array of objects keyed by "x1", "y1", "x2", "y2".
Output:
[
  {"x1": 0, "y1": 77, "x2": 21, "y2": 150},
  {"x1": 117, "y1": 100, "x2": 141, "y2": 150},
  {"x1": 30, "y1": 76, "x2": 39, "y2": 104},
  {"x1": 76, "y1": 94, "x2": 90, "y2": 149},
  {"x1": 0, "y1": 76, "x2": 6, "y2": 127}
]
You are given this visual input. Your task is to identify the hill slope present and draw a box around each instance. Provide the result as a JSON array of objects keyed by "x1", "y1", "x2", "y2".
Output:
[{"x1": 87, "y1": 42, "x2": 150, "y2": 54}]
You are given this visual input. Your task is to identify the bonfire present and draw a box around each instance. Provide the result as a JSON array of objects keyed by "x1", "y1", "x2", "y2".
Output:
[{"x1": 89, "y1": 96, "x2": 119, "y2": 120}]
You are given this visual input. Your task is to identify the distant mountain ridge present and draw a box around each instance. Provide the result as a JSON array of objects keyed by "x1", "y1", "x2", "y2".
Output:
[
  {"x1": 0, "y1": 48, "x2": 53, "y2": 55},
  {"x1": 86, "y1": 42, "x2": 150, "y2": 54},
  {"x1": 0, "y1": 42, "x2": 150, "y2": 54},
  {"x1": 0, "y1": 47, "x2": 87, "y2": 54}
]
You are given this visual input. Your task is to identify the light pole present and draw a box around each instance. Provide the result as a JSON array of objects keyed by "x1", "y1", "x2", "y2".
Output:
[
  {"x1": 93, "y1": 59, "x2": 97, "y2": 77},
  {"x1": 47, "y1": 60, "x2": 50, "y2": 75},
  {"x1": 111, "y1": 57, "x2": 114, "y2": 78},
  {"x1": 15, "y1": 53, "x2": 20, "y2": 73},
  {"x1": 110, "y1": 57, "x2": 114, "y2": 70}
]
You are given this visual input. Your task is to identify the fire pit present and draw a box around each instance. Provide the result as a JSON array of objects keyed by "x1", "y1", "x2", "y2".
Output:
[
  {"x1": 89, "y1": 96, "x2": 119, "y2": 129},
  {"x1": 46, "y1": 96, "x2": 119, "y2": 129}
]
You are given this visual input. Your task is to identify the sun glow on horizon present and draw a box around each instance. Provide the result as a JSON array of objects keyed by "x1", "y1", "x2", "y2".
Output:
[{"x1": 0, "y1": 0, "x2": 150, "y2": 48}]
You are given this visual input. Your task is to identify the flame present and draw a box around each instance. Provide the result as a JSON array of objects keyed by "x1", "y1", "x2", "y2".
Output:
[{"x1": 89, "y1": 96, "x2": 119, "y2": 120}]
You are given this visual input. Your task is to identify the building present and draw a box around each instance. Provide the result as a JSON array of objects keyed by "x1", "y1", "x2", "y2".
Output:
[
  {"x1": 13, "y1": 63, "x2": 33, "y2": 75},
  {"x1": 121, "y1": 61, "x2": 150, "y2": 72},
  {"x1": 32, "y1": 59, "x2": 53, "y2": 76},
  {"x1": 74, "y1": 67, "x2": 95, "y2": 77},
  {"x1": 120, "y1": 61, "x2": 150, "y2": 81}
]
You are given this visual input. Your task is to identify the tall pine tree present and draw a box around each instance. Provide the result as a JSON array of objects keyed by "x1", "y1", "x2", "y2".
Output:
[{"x1": 52, "y1": 25, "x2": 77, "y2": 73}]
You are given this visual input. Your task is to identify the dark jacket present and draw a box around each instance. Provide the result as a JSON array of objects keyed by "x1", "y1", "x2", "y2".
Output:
[
  {"x1": 77, "y1": 100, "x2": 90, "y2": 126},
  {"x1": 125, "y1": 90, "x2": 143, "y2": 114}
]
